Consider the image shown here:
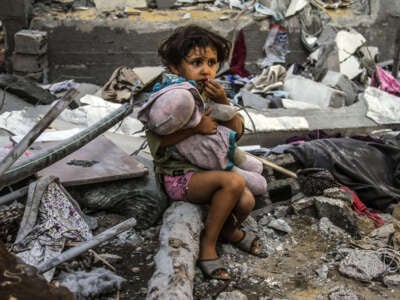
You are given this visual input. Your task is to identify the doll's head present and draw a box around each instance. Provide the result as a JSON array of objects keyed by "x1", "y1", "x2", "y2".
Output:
[{"x1": 138, "y1": 82, "x2": 204, "y2": 135}]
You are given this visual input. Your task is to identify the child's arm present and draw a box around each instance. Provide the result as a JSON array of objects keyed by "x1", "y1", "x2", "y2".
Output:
[
  {"x1": 203, "y1": 79, "x2": 244, "y2": 139},
  {"x1": 160, "y1": 108, "x2": 217, "y2": 147},
  {"x1": 219, "y1": 115, "x2": 244, "y2": 139}
]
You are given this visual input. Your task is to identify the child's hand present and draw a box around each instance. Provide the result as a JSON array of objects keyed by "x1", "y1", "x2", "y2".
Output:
[
  {"x1": 194, "y1": 108, "x2": 217, "y2": 135},
  {"x1": 203, "y1": 79, "x2": 229, "y2": 105}
]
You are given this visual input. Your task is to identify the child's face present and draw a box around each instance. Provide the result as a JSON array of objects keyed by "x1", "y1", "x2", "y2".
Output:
[{"x1": 170, "y1": 46, "x2": 219, "y2": 91}]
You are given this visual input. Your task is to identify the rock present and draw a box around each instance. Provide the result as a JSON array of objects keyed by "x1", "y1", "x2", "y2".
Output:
[
  {"x1": 291, "y1": 196, "x2": 317, "y2": 217},
  {"x1": 338, "y1": 249, "x2": 387, "y2": 282},
  {"x1": 0, "y1": 73, "x2": 56, "y2": 105},
  {"x1": 314, "y1": 196, "x2": 360, "y2": 238},
  {"x1": 318, "y1": 217, "x2": 347, "y2": 239},
  {"x1": 383, "y1": 274, "x2": 400, "y2": 287},
  {"x1": 329, "y1": 286, "x2": 363, "y2": 300},
  {"x1": 268, "y1": 218, "x2": 292, "y2": 234},
  {"x1": 216, "y1": 290, "x2": 248, "y2": 300}
]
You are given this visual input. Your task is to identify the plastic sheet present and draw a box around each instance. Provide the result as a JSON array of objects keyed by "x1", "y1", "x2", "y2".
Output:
[{"x1": 285, "y1": 138, "x2": 400, "y2": 210}]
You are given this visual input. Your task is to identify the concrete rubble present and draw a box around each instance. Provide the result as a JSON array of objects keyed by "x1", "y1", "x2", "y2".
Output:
[{"x1": 1, "y1": 0, "x2": 400, "y2": 299}]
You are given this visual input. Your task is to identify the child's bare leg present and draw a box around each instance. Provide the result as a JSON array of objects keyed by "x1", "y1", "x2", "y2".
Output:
[
  {"x1": 220, "y1": 187, "x2": 254, "y2": 240},
  {"x1": 186, "y1": 171, "x2": 246, "y2": 261},
  {"x1": 220, "y1": 187, "x2": 261, "y2": 254}
]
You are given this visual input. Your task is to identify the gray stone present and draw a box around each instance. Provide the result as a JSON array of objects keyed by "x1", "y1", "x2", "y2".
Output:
[
  {"x1": 240, "y1": 89, "x2": 270, "y2": 110},
  {"x1": 315, "y1": 264, "x2": 329, "y2": 279},
  {"x1": 273, "y1": 206, "x2": 289, "y2": 219},
  {"x1": 321, "y1": 70, "x2": 358, "y2": 106},
  {"x1": 328, "y1": 286, "x2": 363, "y2": 300},
  {"x1": 216, "y1": 290, "x2": 248, "y2": 300},
  {"x1": 12, "y1": 53, "x2": 47, "y2": 73},
  {"x1": 383, "y1": 274, "x2": 400, "y2": 287},
  {"x1": 318, "y1": 217, "x2": 347, "y2": 239},
  {"x1": 338, "y1": 249, "x2": 387, "y2": 282},
  {"x1": 314, "y1": 196, "x2": 359, "y2": 238},
  {"x1": 0, "y1": 74, "x2": 56, "y2": 105},
  {"x1": 267, "y1": 218, "x2": 292, "y2": 233},
  {"x1": 291, "y1": 197, "x2": 317, "y2": 217},
  {"x1": 14, "y1": 29, "x2": 47, "y2": 55}
]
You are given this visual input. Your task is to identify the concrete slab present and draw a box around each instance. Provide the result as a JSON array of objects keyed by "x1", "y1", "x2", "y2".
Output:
[{"x1": 238, "y1": 95, "x2": 393, "y2": 147}]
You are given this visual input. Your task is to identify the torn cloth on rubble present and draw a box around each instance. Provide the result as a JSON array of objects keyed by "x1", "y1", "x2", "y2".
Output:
[
  {"x1": 371, "y1": 66, "x2": 400, "y2": 96},
  {"x1": 230, "y1": 29, "x2": 250, "y2": 77},
  {"x1": 285, "y1": 138, "x2": 400, "y2": 210},
  {"x1": 340, "y1": 186, "x2": 384, "y2": 228},
  {"x1": 101, "y1": 66, "x2": 143, "y2": 102},
  {"x1": 12, "y1": 176, "x2": 93, "y2": 281}
]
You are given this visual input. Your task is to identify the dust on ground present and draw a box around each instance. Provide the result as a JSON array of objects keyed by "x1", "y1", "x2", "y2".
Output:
[{"x1": 67, "y1": 212, "x2": 400, "y2": 300}]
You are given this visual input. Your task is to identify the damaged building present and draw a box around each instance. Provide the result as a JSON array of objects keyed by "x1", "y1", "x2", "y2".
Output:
[{"x1": 1, "y1": 0, "x2": 400, "y2": 299}]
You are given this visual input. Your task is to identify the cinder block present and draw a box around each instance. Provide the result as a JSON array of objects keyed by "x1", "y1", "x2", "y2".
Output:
[
  {"x1": 12, "y1": 53, "x2": 48, "y2": 73},
  {"x1": 14, "y1": 30, "x2": 47, "y2": 55}
]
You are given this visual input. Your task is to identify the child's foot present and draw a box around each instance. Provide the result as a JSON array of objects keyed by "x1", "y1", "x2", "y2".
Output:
[
  {"x1": 231, "y1": 230, "x2": 263, "y2": 257},
  {"x1": 197, "y1": 257, "x2": 231, "y2": 280}
]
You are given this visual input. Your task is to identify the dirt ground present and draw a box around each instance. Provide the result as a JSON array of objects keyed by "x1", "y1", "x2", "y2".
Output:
[{"x1": 67, "y1": 211, "x2": 400, "y2": 300}]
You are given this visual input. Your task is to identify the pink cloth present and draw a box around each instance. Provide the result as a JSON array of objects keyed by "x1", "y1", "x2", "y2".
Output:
[
  {"x1": 175, "y1": 125, "x2": 233, "y2": 170},
  {"x1": 371, "y1": 66, "x2": 400, "y2": 96},
  {"x1": 163, "y1": 172, "x2": 194, "y2": 201}
]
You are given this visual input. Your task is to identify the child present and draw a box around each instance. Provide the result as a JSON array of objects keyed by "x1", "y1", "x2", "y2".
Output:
[
  {"x1": 138, "y1": 81, "x2": 267, "y2": 196},
  {"x1": 143, "y1": 24, "x2": 264, "y2": 280}
]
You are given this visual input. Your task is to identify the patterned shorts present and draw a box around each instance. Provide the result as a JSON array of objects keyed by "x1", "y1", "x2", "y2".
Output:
[{"x1": 163, "y1": 172, "x2": 194, "y2": 201}]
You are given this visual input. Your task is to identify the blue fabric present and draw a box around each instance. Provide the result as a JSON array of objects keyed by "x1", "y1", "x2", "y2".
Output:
[
  {"x1": 225, "y1": 130, "x2": 238, "y2": 170},
  {"x1": 151, "y1": 73, "x2": 197, "y2": 93}
]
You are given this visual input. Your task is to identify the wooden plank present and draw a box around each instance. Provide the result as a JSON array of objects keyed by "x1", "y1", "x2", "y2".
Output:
[{"x1": 35, "y1": 135, "x2": 147, "y2": 186}]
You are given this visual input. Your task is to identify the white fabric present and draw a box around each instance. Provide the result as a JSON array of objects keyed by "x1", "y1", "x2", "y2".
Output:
[{"x1": 364, "y1": 87, "x2": 400, "y2": 124}]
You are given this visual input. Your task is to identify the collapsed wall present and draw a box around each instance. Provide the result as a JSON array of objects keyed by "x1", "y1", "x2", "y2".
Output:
[{"x1": 0, "y1": 0, "x2": 399, "y2": 84}]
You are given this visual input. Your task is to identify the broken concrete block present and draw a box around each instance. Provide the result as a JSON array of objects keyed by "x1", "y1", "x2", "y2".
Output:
[
  {"x1": 309, "y1": 42, "x2": 340, "y2": 81},
  {"x1": 14, "y1": 29, "x2": 47, "y2": 55},
  {"x1": 383, "y1": 274, "x2": 400, "y2": 288},
  {"x1": 339, "y1": 54, "x2": 364, "y2": 80},
  {"x1": 12, "y1": 53, "x2": 47, "y2": 73},
  {"x1": 335, "y1": 30, "x2": 366, "y2": 80},
  {"x1": 321, "y1": 70, "x2": 358, "y2": 106},
  {"x1": 314, "y1": 196, "x2": 359, "y2": 238},
  {"x1": 335, "y1": 29, "x2": 366, "y2": 57},
  {"x1": 0, "y1": 74, "x2": 56, "y2": 104},
  {"x1": 338, "y1": 249, "x2": 387, "y2": 282},
  {"x1": 362, "y1": 86, "x2": 400, "y2": 125},
  {"x1": 240, "y1": 89, "x2": 270, "y2": 110},
  {"x1": 291, "y1": 197, "x2": 317, "y2": 217},
  {"x1": 283, "y1": 75, "x2": 346, "y2": 108}
]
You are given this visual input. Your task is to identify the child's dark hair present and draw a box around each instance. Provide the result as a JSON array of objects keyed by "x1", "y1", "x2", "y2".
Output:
[{"x1": 158, "y1": 24, "x2": 231, "y2": 68}]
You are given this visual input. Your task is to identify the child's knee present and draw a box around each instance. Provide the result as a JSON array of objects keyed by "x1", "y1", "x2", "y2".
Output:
[{"x1": 228, "y1": 172, "x2": 246, "y2": 191}]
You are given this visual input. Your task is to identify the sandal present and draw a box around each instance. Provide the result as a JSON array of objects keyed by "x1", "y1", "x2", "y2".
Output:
[
  {"x1": 197, "y1": 257, "x2": 231, "y2": 281},
  {"x1": 232, "y1": 230, "x2": 265, "y2": 257}
]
